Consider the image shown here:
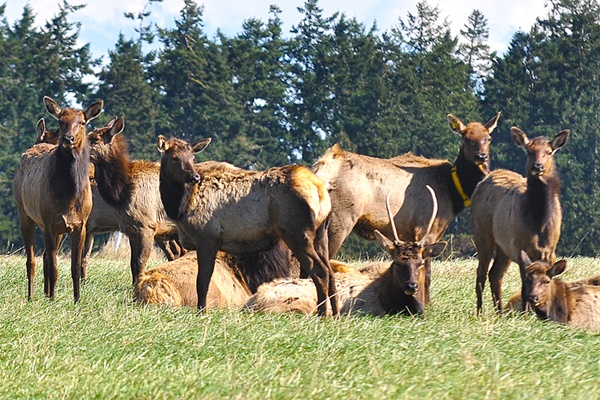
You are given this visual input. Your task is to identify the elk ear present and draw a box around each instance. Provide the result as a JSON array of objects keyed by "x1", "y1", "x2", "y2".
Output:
[
  {"x1": 511, "y1": 127, "x2": 530, "y2": 150},
  {"x1": 157, "y1": 135, "x2": 170, "y2": 153},
  {"x1": 84, "y1": 100, "x2": 104, "y2": 122},
  {"x1": 374, "y1": 230, "x2": 395, "y2": 255},
  {"x1": 111, "y1": 117, "x2": 125, "y2": 136},
  {"x1": 36, "y1": 118, "x2": 46, "y2": 140},
  {"x1": 191, "y1": 138, "x2": 211, "y2": 154},
  {"x1": 484, "y1": 112, "x2": 501, "y2": 134},
  {"x1": 43, "y1": 96, "x2": 62, "y2": 120},
  {"x1": 447, "y1": 114, "x2": 466, "y2": 134},
  {"x1": 547, "y1": 260, "x2": 567, "y2": 278},
  {"x1": 550, "y1": 129, "x2": 570, "y2": 154},
  {"x1": 518, "y1": 250, "x2": 533, "y2": 267},
  {"x1": 424, "y1": 242, "x2": 447, "y2": 258}
]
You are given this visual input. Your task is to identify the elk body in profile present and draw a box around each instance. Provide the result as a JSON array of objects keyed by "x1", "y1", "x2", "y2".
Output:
[
  {"x1": 13, "y1": 96, "x2": 103, "y2": 301},
  {"x1": 247, "y1": 186, "x2": 446, "y2": 316},
  {"x1": 87, "y1": 117, "x2": 185, "y2": 284},
  {"x1": 513, "y1": 252, "x2": 600, "y2": 328},
  {"x1": 157, "y1": 136, "x2": 338, "y2": 316},
  {"x1": 313, "y1": 113, "x2": 500, "y2": 302},
  {"x1": 470, "y1": 127, "x2": 569, "y2": 314}
]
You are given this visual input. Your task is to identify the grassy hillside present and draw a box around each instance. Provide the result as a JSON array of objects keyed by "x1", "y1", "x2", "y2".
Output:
[{"x1": 0, "y1": 253, "x2": 599, "y2": 399}]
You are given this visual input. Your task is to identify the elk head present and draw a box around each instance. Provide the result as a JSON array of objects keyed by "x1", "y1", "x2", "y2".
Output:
[
  {"x1": 511, "y1": 128, "x2": 570, "y2": 179},
  {"x1": 448, "y1": 112, "x2": 500, "y2": 174},
  {"x1": 35, "y1": 118, "x2": 59, "y2": 145},
  {"x1": 374, "y1": 185, "x2": 447, "y2": 296},
  {"x1": 43, "y1": 96, "x2": 103, "y2": 150},
  {"x1": 87, "y1": 116, "x2": 123, "y2": 163},
  {"x1": 519, "y1": 250, "x2": 567, "y2": 319},
  {"x1": 157, "y1": 135, "x2": 212, "y2": 184}
]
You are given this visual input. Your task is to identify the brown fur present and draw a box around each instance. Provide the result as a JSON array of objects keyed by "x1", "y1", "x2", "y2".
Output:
[
  {"x1": 313, "y1": 113, "x2": 500, "y2": 303},
  {"x1": 134, "y1": 251, "x2": 251, "y2": 308},
  {"x1": 88, "y1": 118, "x2": 184, "y2": 284},
  {"x1": 508, "y1": 254, "x2": 600, "y2": 328},
  {"x1": 157, "y1": 135, "x2": 338, "y2": 316},
  {"x1": 13, "y1": 96, "x2": 103, "y2": 301},
  {"x1": 471, "y1": 127, "x2": 570, "y2": 314}
]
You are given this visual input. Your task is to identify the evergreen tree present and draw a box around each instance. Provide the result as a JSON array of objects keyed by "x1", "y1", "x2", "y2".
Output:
[{"x1": 458, "y1": 9, "x2": 494, "y2": 94}]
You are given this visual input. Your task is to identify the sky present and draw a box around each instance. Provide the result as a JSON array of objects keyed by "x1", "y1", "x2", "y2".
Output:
[{"x1": 4, "y1": 0, "x2": 549, "y2": 63}]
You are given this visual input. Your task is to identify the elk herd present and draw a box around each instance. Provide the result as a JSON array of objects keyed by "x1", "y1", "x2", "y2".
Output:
[{"x1": 12, "y1": 96, "x2": 600, "y2": 329}]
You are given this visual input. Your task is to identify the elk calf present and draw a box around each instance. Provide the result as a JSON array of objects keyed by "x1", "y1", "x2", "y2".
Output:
[
  {"x1": 514, "y1": 252, "x2": 600, "y2": 328},
  {"x1": 157, "y1": 136, "x2": 338, "y2": 316},
  {"x1": 13, "y1": 96, "x2": 103, "y2": 301},
  {"x1": 471, "y1": 127, "x2": 569, "y2": 314},
  {"x1": 134, "y1": 251, "x2": 251, "y2": 308},
  {"x1": 247, "y1": 186, "x2": 446, "y2": 316}
]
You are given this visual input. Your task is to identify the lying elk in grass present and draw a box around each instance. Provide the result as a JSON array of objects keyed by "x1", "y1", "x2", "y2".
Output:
[
  {"x1": 313, "y1": 113, "x2": 500, "y2": 302},
  {"x1": 507, "y1": 252, "x2": 600, "y2": 328},
  {"x1": 247, "y1": 186, "x2": 446, "y2": 316},
  {"x1": 134, "y1": 251, "x2": 251, "y2": 308},
  {"x1": 13, "y1": 96, "x2": 103, "y2": 301},
  {"x1": 157, "y1": 135, "x2": 338, "y2": 316},
  {"x1": 471, "y1": 127, "x2": 569, "y2": 314},
  {"x1": 87, "y1": 117, "x2": 186, "y2": 284}
]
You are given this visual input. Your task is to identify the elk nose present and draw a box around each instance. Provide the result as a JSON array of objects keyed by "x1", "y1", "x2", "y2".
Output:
[
  {"x1": 532, "y1": 162, "x2": 545, "y2": 174},
  {"x1": 475, "y1": 153, "x2": 488, "y2": 163},
  {"x1": 188, "y1": 172, "x2": 201, "y2": 184},
  {"x1": 527, "y1": 295, "x2": 538, "y2": 304},
  {"x1": 405, "y1": 282, "x2": 418, "y2": 294}
]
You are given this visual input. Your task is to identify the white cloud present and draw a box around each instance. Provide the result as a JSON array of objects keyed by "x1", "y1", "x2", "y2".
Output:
[{"x1": 5, "y1": 0, "x2": 548, "y2": 59}]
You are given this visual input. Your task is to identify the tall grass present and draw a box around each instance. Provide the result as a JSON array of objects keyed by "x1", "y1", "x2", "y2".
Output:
[{"x1": 0, "y1": 253, "x2": 599, "y2": 399}]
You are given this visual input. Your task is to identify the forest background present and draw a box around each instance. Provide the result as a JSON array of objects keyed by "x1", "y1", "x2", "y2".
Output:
[{"x1": 1, "y1": 0, "x2": 599, "y2": 258}]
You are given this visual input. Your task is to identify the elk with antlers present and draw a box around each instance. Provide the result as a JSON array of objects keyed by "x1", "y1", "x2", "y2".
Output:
[
  {"x1": 157, "y1": 135, "x2": 338, "y2": 316},
  {"x1": 313, "y1": 113, "x2": 500, "y2": 302},
  {"x1": 247, "y1": 186, "x2": 446, "y2": 316},
  {"x1": 13, "y1": 96, "x2": 103, "y2": 301},
  {"x1": 471, "y1": 127, "x2": 569, "y2": 314}
]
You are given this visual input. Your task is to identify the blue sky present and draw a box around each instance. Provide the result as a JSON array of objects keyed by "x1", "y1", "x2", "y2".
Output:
[{"x1": 5, "y1": 0, "x2": 548, "y2": 63}]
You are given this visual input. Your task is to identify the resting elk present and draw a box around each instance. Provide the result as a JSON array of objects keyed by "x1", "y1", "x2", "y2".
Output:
[
  {"x1": 247, "y1": 186, "x2": 447, "y2": 316},
  {"x1": 134, "y1": 251, "x2": 251, "y2": 308},
  {"x1": 87, "y1": 117, "x2": 187, "y2": 284},
  {"x1": 157, "y1": 135, "x2": 338, "y2": 316},
  {"x1": 313, "y1": 113, "x2": 500, "y2": 302},
  {"x1": 510, "y1": 252, "x2": 600, "y2": 328},
  {"x1": 470, "y1": 127, "x2": 569, "y2": 314},
  {"x1": 13, "y1": 96, "x2": 103, "y2": 301}
]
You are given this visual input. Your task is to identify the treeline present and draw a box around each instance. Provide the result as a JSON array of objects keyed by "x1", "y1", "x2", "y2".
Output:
[{"x1": 1, "y1": 0, "x2": 599, "y2": 257}]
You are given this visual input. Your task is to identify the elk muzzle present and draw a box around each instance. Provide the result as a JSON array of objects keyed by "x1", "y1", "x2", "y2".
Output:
[
  {"x1": 404, "y1": 281, "x2": 418, "y2": 296},
  {"x1": 527, "y1": 294, "x2": 539, "y2": 306},
  {"x1": 531, "y1": 162, "x2": 545, "y2": 176},
  {"x1": 62, "y1": 134, "x2": 75, "y2": 149},
  {"x1": 187, "y1": 172, "x2": 201, "y2": 184}
]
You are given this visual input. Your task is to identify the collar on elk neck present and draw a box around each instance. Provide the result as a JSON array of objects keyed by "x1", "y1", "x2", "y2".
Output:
[{"x1": 451, "y1": 165, "x2": 471, "y2": 208}]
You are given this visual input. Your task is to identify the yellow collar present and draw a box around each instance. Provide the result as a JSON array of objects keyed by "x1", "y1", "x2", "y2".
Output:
[{"x1": 451, "y1": 165, "x2": 471, "y2": 207}]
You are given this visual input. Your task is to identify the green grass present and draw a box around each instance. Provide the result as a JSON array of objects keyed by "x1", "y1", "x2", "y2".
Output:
[{"x1": 1, "y1": 253, "x2": 599, "y2": 399}]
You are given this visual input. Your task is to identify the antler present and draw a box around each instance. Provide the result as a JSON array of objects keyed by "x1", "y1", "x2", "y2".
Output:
[
  {"x1": 418, "y1": 185, "x2": 438, "y2": 244},
  {"x1": 385, "y1": 190, "x2": 402, "y2": 245}
]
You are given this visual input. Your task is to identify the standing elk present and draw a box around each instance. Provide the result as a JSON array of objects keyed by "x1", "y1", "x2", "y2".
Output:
[
  {"x1": 471, "y1": 127, "x2": 569, "y2": 314},
  {"x1": 134, "y1": 251, "x2": 251, "y2": 308},
  {"x1": 157, "y1": 135, "x2": 338, "y2": 316},
  {"x1": 509, "y1": 252, "x2": 600, "y2": 328},
  {"x1": 13, "y1": 96, "x2": 103, "y2": 301},
  {"x1": 247, "y1": 186, "x2": 446, "y2": 316},
  {"x1": 87, "y1": 117, "x2": 185, "y2": 284},
  {"x1": 313, "y1": 113, "x2": 500, "y2": 302}
]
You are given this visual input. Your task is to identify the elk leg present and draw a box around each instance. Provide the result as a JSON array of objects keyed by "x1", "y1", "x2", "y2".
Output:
[
  {"x1": 42, "y1": 230, "x2": 59, "y2": 300},
  {"x1": 155, "y1": 240, "x2": 176, "y2": 261},
  {"x1": 19, "y1": 215, "x2": 37, "y2": 300},
  {"x1": 70, "y1": 226, "x2": 86, "y2": 303},
  {"x1": 81, "y1": 232, "x2": 94, "y2": 280},
  {"x1": 127, "y1": 229, "x2": 153, "y2": 285},
  {"x1": 517, "y1": 257, "x2": 530, "y2": 313},
  {"x1": 196, "y1": 239, "x2": 220, "y2": 311},
  {"x1": 475, "y1": 242, "x2": 494, "y2": 315},
  {"x1": 488, "y1": 247, "x2": 511, "y2": 314}
]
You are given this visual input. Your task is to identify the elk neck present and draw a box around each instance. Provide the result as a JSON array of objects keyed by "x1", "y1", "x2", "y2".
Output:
[
  {"x1": 524, "y1": 174, "x2": 561, "y2": 231},
  {"x1": 92, "y1": 141, "x2": 133, "y2": 209},
  {"x1": 450, "y1": 152, "x2": 488, "y2": 211},
  {"x1": 159, "y1": 165, "x2": 195, "y2": 221},
  {"x1": 49, "y1": 143, "x2": 90, "y2": 204}
]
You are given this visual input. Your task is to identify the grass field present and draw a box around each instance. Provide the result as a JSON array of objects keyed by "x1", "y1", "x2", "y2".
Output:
[{"x1": 1, "y1": 252, "x2": 599, "y2": 399}]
